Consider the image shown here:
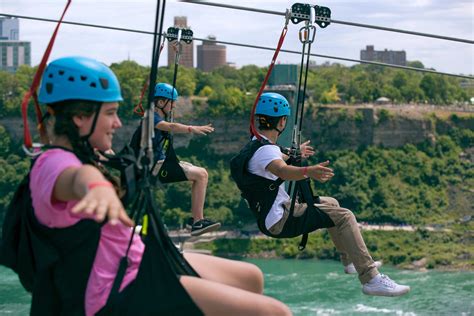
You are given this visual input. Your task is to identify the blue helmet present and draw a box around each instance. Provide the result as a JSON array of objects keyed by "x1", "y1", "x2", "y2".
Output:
[
  {"x1": 38, "y1": 56, "x2": 123, "y2": 104},
  {"x1": 255, "y1": 92, "x2": 291, "y2": 117},
  {"x1": 154, "y1": 83, "x2": 179, "y2": 101}
]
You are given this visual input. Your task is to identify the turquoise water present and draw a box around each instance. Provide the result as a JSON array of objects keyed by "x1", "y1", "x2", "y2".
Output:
[{"x1": 1, "y1": 259, "x2": 473, "y2": 315}]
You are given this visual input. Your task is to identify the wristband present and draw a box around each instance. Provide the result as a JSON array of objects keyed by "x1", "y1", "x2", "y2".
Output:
[
  {"x1": 87, "y1": 181, "x2": 113, "y2": 191},
  {"x1": 302, "y1": 166, "x2": 309, "y2": 178},
  {"x1": 188, "y1": 126, "x2": 193, "y2": 133}
]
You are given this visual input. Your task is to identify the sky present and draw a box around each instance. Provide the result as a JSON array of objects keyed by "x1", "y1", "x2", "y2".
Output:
[{"x1": 1, "y1": 0, "x2": 473, "y2": 75}]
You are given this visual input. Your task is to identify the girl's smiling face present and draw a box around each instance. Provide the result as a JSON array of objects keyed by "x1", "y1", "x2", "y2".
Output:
[{"x1": 74, "y1": 102, "x2": 122, "y2": 151}]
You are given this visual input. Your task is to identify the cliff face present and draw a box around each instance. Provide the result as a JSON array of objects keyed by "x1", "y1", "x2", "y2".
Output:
[{"x1": 2, "y1": 104, "x2": 472, "y2": 155}]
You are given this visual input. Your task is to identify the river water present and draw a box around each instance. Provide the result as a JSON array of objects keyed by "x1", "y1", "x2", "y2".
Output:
[{"x1": 1, "y1": 259, "x2": 472, "y2": 315}]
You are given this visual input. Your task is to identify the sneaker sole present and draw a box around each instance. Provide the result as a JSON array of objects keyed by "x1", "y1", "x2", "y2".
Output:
[
  {"x1": 191, "y1": 223, "x2": 222, "y2": 236},
  {"x1": 362, "y1": 287, "x2": 410, "y2": 297}
]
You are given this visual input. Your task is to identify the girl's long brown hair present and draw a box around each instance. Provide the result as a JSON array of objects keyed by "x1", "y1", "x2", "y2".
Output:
[{"x1": 47, "y1": 100, "x2": 122, "y2": 194}]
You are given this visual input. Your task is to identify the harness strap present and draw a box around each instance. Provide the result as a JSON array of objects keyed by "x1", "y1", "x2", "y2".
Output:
[
  {"x1": 22, "y1": 0, "x2": 72, "y2": 151},
  {"x1": 249, "y1": 15, "x2": 289, "y2": 140}
]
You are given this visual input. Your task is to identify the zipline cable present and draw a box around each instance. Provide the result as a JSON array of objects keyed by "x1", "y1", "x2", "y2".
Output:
[
  {"x1": 1, "y1": 13, "x2": 472, "y2": 80},
  {"x1": 180, "y1": 1, "x2": 474, "y2": 45}
]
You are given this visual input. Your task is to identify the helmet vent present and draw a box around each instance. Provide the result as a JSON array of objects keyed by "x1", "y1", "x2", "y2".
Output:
[
  {"x1": 58, "y1": 70, "x2": 65, "y2": 76},
  {"x1": 48, "y1": 73, "x2": 53, "y2": 78},
  {"x1": 273, "y1": 107, "x2": 278, "y2": 113},
  {"x1": 46, "y1": 83, "x2": 53, "y2": 94},
  {"x1": 99, "y1": 78, "x2": 109, "y2": 89},
  {"x1": 68, "y1": 76, "x2": 75, "y2": 82},
  {"x1": 90, "y1": 82, "x2": 97, "y2": 88},
  {"x1": 80, "y1": 76, "x2": 87, "y2": 81}
]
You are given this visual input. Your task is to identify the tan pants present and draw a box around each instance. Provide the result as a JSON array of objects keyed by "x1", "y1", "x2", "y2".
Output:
[{"x1": 269, "y1": 196, "x2": 379, "y2": 284}]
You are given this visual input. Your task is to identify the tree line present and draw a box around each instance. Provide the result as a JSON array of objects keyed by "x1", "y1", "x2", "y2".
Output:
[{"x1": 0, "y1": 61, "x2": 471, "y2": 119}]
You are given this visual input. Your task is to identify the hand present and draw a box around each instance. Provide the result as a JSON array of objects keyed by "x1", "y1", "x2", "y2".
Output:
[
  {"x1": 300, "y1": 140, "x2": 315, "y2": 159},
  {"x1": 307, "y1": 161, "x2": 334, "y2": 183},
  {"x1": 190, "y1": 123, "x2": 214, "y2": 135},
  {"x1": 71, "y1": 186, "x2": 134, "y2": 227}
]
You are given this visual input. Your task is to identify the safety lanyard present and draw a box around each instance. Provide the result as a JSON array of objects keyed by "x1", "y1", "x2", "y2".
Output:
[
  {"x1": 21, "y1": 0, "x2": 72, "y2": 156},
  {"x1": 167, "y1": 26, "x2": 193, "y2": 123},
  {"x1": 249, "y1": 10, "x2": 291, "y2": 140},
  {"x1": 133, "y1": 38, "x2": 166, "y2": 117}
]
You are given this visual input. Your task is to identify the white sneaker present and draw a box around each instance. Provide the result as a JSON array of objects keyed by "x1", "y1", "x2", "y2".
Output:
[
  {"x1": 362, "y1": 274, "x2": 410, "y2": 297},
  {"x1": 344, "y1": 260, "x2": 382, "y2": 274}
]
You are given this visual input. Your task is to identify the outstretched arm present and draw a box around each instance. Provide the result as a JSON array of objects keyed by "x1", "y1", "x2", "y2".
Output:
[
  {"x1": 266, "y1": 159, "x2": 334, "y2": 182},
  {"x1": 54, "y1": 165, "x2": 134, "y2": 226},
  {"x1": 156, "y1": 121, "x2": 214, "y2": 135}
]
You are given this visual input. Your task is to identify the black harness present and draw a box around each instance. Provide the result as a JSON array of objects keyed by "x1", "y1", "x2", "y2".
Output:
[
  {"x1": 0, "y1": 147, "x2": 203, "y2": 315},
  {"x1": 230, "y1": 139, "x2": 334, "y2": 250}
]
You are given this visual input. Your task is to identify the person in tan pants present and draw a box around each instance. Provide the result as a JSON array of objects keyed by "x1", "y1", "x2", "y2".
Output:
[{"x1": 236, "y1": 92, "x2": 410, "y2": 297}]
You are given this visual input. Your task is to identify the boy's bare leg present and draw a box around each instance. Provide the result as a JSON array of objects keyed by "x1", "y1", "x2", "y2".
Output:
[{"x1": 184, "y1": 165, "x2": 208, "y2": 221}]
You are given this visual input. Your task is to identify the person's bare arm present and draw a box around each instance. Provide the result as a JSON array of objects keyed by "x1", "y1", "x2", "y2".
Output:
[
  {"x1": 54, "y1": 165, "x2": 134, "y2": 226},
  {"x1": 266, "y1": 159, "x2": 334, "y2": 182},
  {"x1": 156, "y1": 121, "x2": 214, "y2": 135}
]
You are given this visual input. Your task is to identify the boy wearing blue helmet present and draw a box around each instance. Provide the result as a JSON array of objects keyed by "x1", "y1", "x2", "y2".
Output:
[
  {"x1": 151, "y1": 83, "x2": 221, "y2": 236},
  {"x1": 232, "y1": 92, "x2": 410, "y2": 297}
]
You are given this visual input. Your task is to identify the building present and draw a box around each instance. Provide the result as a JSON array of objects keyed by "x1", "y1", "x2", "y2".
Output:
[
  {"x1": 360, "y1": 45, "x2": 406, "y2": 66},
  {"x1": 0, "y1": 18, "x2": 31, "y2": 72},
  {"x1": 268, "y1": 64, "x2": 298, "y2": 86},
  {"x1": 0, "y1": 41, "x2": 31, "y2": 72},
  {"x1": 197, "y1": 35, "x2": 226, "y2": 72},
  {"x1": 0, "y1": 17, "x2": 19, "y2": 40},
  {"x1": 167, "y1": 16, "x2": 193, "y2": 68}
]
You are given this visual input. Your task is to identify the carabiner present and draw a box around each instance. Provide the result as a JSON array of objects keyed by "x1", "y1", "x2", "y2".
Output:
[
  {"x1": 298, "y1": 24, "x2": 316, "y2": 44},
  {"x1": 22, "y1": 143, "x2": 44, "y2": 157}
]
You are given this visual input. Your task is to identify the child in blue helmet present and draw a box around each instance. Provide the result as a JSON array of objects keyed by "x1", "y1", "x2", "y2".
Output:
[
  {"x1": 232, "y1": 92, "x2": 410, "y2": 297},
  {"x1": 8, "y1": 57, "x2": 290, "y2": 315},
  {"x1": 151, "y1": 83, "x2": 221, "y2": 236}
]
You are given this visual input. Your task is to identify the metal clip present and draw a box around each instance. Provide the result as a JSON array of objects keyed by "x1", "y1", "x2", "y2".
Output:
[
  {"x1": 284, "y1": 8, "x2": 291, "y2": 27},
  {"x1": 298, "y1": 24, "x2": 316, "y2": 44},
  {"x1": 22, "y1": 143, "x2": 44, "y2": 157}
]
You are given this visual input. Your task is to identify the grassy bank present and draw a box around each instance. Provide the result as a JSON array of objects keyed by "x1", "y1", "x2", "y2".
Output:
[{"x1": 195, "y1": 228, "x2": 473, "y2": 271}]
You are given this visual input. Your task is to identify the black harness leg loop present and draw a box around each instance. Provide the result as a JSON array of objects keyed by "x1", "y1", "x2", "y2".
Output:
[{"x1": 299, "y1": 233, "x2": 308, "y2": 251}]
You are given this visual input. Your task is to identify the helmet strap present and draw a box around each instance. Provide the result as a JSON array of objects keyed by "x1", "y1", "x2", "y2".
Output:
[
  {"x1": 155, "y1": 99, "x2": 172, "y2": 119},
  {"x1": 275, "y1": 116, "x2": 287, "y2": 136},
  {"x1": 80, "y1": 103, "x2": 102, "y2": 145}
]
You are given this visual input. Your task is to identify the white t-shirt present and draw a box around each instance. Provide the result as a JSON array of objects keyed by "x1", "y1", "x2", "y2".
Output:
[{"x1": 247, "y1": 137, "x2": 290, "y2": 230}]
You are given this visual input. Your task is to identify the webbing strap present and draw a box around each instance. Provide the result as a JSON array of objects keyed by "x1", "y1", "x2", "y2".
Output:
[
  {"x1": 133, "y1": 39, "x2": 166, "y2": 117},
  {"x1": 249, "y1": 21, "x2": 288, "y2": 140},
  {"x1": 21, "y1": 0, "x2": 72, "y2": 149}
]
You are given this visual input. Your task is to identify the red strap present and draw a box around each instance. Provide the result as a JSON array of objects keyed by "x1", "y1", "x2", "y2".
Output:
[
  {"x1": 133, "y1": 80, "x2": 148, "y2": 117},
  {"x1": 22, "y1": 0, "x2": 72, "y2": 148},
  {"x1": 250, "y1": 26, "x2": 288, "y2": 140},
  {"x1": 133, "y1": 39, "x2": 166, "y2": 117}
]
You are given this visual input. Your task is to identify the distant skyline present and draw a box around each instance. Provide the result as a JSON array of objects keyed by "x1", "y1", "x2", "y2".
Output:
[{"x1": 1, "y1": 0, "x2": 473, "y2": 75}]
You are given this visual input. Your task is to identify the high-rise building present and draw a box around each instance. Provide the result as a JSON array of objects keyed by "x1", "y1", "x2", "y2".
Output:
[
  {"x1": 197, "y1": 35, "x2": 226, "y2": 72},
  {"x1": 360, "y1": 45, "x2": 406, "y2": 66},
  {"x1": 0, "y1": 18, "x2": 30, "y2": 72},
  {"x1": 0, "y1": 17, "x2": 19, "y2": 40},
  {"x1": 167, "y1": 16, "x2": 193, "y2": 68}
]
